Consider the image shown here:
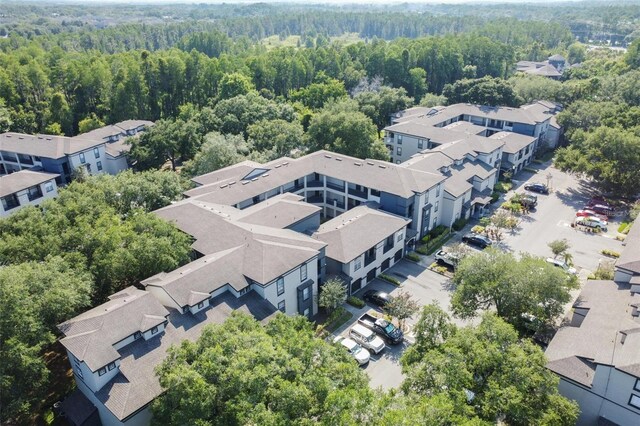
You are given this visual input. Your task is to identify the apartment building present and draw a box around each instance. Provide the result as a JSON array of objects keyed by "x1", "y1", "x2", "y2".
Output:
[
  {"x1": 0, "y1": 120, "x2": 152, "y2": 184},
  {"x1": 0, "y1": 169, "x2": 59, "y2": 217},
  {"x1": 516, "y1": 54, "x2": 568, "y2": 79},
  {"x1": 384, "y1": 100, "x2": 561, "y2": 165},
  {"x1": 546, "y1": 219, "x2": 640, "y2": 425},
  {"x1": 58, "y1": 156, "x2": 418, "y2": 425}
]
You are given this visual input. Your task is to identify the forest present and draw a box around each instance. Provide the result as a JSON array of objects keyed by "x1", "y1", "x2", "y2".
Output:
[{"x1": 1, "y1": 1, "x2": 640, "y2": 424}]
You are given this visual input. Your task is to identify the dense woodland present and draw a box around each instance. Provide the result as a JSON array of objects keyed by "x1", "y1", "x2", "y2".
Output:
[{"x1": 1, "y1": 1, "x2": 640, "y2": 424}]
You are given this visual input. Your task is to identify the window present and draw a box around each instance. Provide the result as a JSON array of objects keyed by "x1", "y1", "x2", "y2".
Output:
[
  {"x1": 97, "y1": 161, "x2": 103, "y2": 171},
  {"x1": 197, "y1": 301, "x2": 204, "y2": 309},
  {"x1": 354, "y1": 256, "x2": 362, "y2": 271},
  {"x1": 278, "y1": 300, "x2": 286, "y2": 312},
  {"x1": 94, "y1": 147, "x2": 100, "y2": 159},
  {"x1": 397, "y1": 135, "x2": 403, "y2": 144},
  {"x1": 300, "y1": 263, "x2": 307, "y2": 281},
  {"x1": 629, "y1": 394, "x2": 640, "y2": 409},
  {"x1": 108, "y1": 362, "x2": 116, "y2": 371},
  {"x1": 434, "y1": 200, "x2": 439, "y2": 212},
  {"x1": 436, "y1": 183, "x2": 441, "y2": 197},
  {"x1": 635, "y1": 379, "x2": 640, "y2": 392},
  {"x1": 45, "y1": 181, "x2": 54, "y2": 193},
  {"x1": 133, "y1": 331, "x2": 142, "y2": 340},
  {"x1": 396, "y1": 147, "x2": 402, "y2": 156},
  {"x1": 98, "y1": 367, "x2": 107, "y2": 376},
  {"x1": 277, "y1": 277, "x2": 285, "y2": 296},
  {"x1": 397, "y1": 232, "x2": 403, "y2": 242},
  {"x1": 151, "y1": 326, "x2": 159, "y2": 335},
  {"x1": 86, "y1": 164, "x2": 92, "y2": 173},
  {"x1": 303, "y1": 308, "x2": 310, "y2": 317},
  {"x1": 303, "y1": 287, "x2": 310, "y2": 301},
  {"x1": 418, "y1": 139, "x2": 424, "y2": 149},
  {"x1": 371, "y1": 189, "x2": 380, "y2": 197},
  {"x1": 79, "y1": 152, "x2": 86, "y2": 164}
]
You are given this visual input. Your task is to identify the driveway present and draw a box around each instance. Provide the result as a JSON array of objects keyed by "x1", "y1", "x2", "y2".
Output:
[{"x1": 333, "y1": 260, "x2": 471, "y2": 390}]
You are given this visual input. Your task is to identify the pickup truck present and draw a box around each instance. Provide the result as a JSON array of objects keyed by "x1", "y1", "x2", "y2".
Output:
[
  {"x1": 358, "y1": 312, "x2": 404, "y2": 345},
  {"x1": 518, "y1": 194, "x2": 537, "y2": 208}
]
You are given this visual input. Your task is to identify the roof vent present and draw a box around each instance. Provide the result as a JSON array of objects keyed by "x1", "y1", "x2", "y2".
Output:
[
  {"x1": 324, "y1": 154, "x2": 332, "y2": 159},
  {"x1": 335, "y1": 157, "x2": 342, "y2": 162},
  {"x1": 262, "y1": 173, "x2": 269, "y2": 177},
  {"x1": 282, "y1": 162, "x2": 289, "y2": 166},
  {"x1": 378, "y1": 165, "x2": 387, "y2": 169},
  {"x1": 5, "y1": 135, "x2": 10, "y2": 138},
  {"x1": 220, "y1": 184, "x2": 228, "y2": 188},
  {"x1": 354, "y1": 162, "x2": 362, "y2": 166},
  {"x1": 228, "y1": 181, "x2": 236, "y2": 185},
  {"x1": 366, "y1": 161, "x2": 374, "y2": 165},
  {"x1": 251, "y1": 178, "x2": 258, "y2": 182},
  {"x1": 18, "y1": 137, "x2": 23, "y2": 139},
  {"x1": 242, "y1": 181, "x2": 250, "y2": 185},
  {"x1": 275, "y1": 164, "x2": 282, "y2": 168}
]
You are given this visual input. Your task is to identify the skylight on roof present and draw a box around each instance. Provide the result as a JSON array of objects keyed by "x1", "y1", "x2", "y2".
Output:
[{"x1": 241, "y1": 168, "x2": 270, "y2": 181}]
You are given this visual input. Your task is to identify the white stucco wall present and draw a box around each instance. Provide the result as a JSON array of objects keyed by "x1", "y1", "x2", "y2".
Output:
[
  {"x1": 0, "y1": 178, "x2": 58, "y2": 217},
  {"x1": 68, "y1": 145, "x2": 107, "y2": 176},
  {"x1": 258, "y1": 257, "x2": 319, "y2": 316}
]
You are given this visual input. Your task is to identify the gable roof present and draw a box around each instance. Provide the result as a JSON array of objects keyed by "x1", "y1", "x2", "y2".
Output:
[
  {"x1": 0, "y1": 170, "x2": 58, "y2": 197},
  {"x1": 312, "y1": 205, "x2": 409, "y2": 263},
  {"x1": 233, "y1": 193, "x2": 321, "y2": 229},
  {"x1": 58, "y1": 287, "x2": 169, "y2": 372},
  {"x1": 617, "y1": 220, "x2": 640, "y2": 274}
]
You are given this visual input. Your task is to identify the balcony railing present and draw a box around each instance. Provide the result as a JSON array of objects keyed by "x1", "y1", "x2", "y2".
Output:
[
  {"x1": 364, "y1": 254, "x2": 376, "y2": 267},
  {"x1": 383, "y1": 243, "x2": 393, "y2": 254},
  {"x1": 307, "y1": 195, "x2": 324, "y2": 203},
  {"x1": 326, "y1": 182, "x2": 345, "y2": 192},
  {"x1": 307, "y1": 180, "x2": 323, "y2": 188},
  {"x1": 348, "y1": 187, "x2": 368, "y2": 199}
]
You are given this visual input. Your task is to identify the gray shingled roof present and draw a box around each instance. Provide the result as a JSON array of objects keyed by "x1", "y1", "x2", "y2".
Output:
[
  {"x1": 185, "y1": 150, "x2": 445, "y2": 205},
  {"x1": 489, "y1": 131, "x2": 537, "y2": 154},
  {"x1": 92, "y1": 291, "x2": 276, "y2": 421},
  {"x1": 0, "y1": 170, "x2": 58, "y2": 197},
  {"x1": 547, "y1": 356, "x2": 596, "y2": 387},
  {"x1": 312, "y1": 206, "x2": 409, "y2": 263},
  {"x1": 155, "y1": 199, "x2": 325, "y2": 284},
  {"x1": 617, "y1": 220, "x2": 640, "y2": 274},
  {"x1": 58, "y1": 287, "x2": 169, "y2": 372},
  {"x1": 546, "y1": 280, "x2": 640, "y2": 381},
  {"x1": 233, "y1": 193, "x2": 321, "y2": 229},
  {"x1": 0, "y1": 133, "x2": 102, "y2": 158}
]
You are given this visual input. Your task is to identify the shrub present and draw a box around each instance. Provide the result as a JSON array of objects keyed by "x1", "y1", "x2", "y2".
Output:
[
  {"x1": 490, "y1": 191, "x2": 500, "y2": 203},
  {"x1": 346, "y1": 296, "x2": 365, "y2": 308},
  {"x1": 421, "y1": 235, "x2": 431, "y2": 244},
  {"x1": 405, "y1": 252, "x2": 421, "y2": 262},
  {"x1": 429, "y1": 225, "x2": 448, "y2": 238},
  {"x1": 523, "y1": 167, "x2": 538, "y2": 174},
  {"x1": 618, "y1": 222, "x2": 631, "y2": 234},
  {"x1": 471, "y1": 225, "x2": 485, "y2": 234},
  {"x1": 495, "y1": 181, "x2": 512, "y2": 193},
  {"x1": 601, "y1": 249, "x2": 620, "y2": 258},
  {"x1": 415, "y1": 246, "x2": 429, "y2": 255},
  {"x1": 378, "y1": 274, "x2": 401, "y2": 286},
  {"x1": 452, "y1": 217, "x2": 468, "y2": 231}
]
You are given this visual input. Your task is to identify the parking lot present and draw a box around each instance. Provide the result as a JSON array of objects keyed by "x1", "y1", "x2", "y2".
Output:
[{"x1": 331, "y1": 162, "x2": 627, "y2": 391}]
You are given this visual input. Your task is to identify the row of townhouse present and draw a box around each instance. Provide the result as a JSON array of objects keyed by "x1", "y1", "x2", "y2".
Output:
[
  {"x1": 383, "y1": 101, "x2": 562, "y2": 174},
  {"x1": 546, "y1": 218, "x2": 640, "y2": 425},
  {"x1": 0, "y1": 120, "x2": 152, "y2": 215}
]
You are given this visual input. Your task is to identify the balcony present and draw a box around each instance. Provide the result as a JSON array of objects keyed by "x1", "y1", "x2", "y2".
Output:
[
  {"x1": 1, "y1": 195, "x2": 20, "y2": 211},
  {"x1": 307, "y1": 195, "x2": 324, "y2": 204},
  {"x1": 327, "y1": 199, "x2": 345, "y2": 209},
  {"x1": 348, "y1": 187, "x2": 368, "y2": 199},
  {"x1": 383, "y1": 243, "x2": 393, "y2": 254},
  {"x1": 307, "y1": 180, "x2": 323, "y2": 188},
  {"x1": 364, "y1": 253, "x2": 376, "y2": 267},
  {"x1": 326, "y1": 181, "x2": 345, "y2": 192},
  {"x1": 285, "y1": 182, "x2": 304, "y2": 193}
]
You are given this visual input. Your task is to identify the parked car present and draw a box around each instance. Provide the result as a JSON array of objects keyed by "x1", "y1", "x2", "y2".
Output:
[
  {"x1": 585, "y1": 215, "x2": 608, "y2": 226},
  {"x1": 362, "y1": 290, "x2": 393, "y2": 309},
  {"x1": 358, "y1": 312, "x2": 404, "y2": 345},
  {"x1": 349, "y1": 324, "x2": 386, "y2": 354},
  {"x1": 587, "y1": 196, "x2": 609, "y2": 207},
  {"x1": 518, "y1": 193, "x2": 538, "y2": 208},
  {"x1": 333, "y1": 336, "x2": 370, "y2": 365},
  {"x1": 524, "y1": 183, "x2": 549, "y2": 194},
  {"x1": 546, "y1": 258, "x2": 577, "y2": 275},
  {"x1": 575, "y1": 217, "x2": 608, "y2": 232},
  {"x1": 585, "y1": 204, "x2": 614, "y2": 217},
  {"x1": 434, "y1": 249, "x2": 460, "y2": 268},
  {"x1": 576, "y1": 209, "x2": 608, "y2": 222},
  {"x1": 461, "y1": 233, "x2": 492, "y2": 249}
]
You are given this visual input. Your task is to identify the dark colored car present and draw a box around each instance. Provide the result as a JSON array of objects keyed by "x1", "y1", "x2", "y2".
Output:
[
  {"x1": 362, "y1": 290, "x2": 392, "y2": 309},
  {"x1": 518, "y1": 194, "x2": 538, "y2": 208},
  {"x1": 586, "y1": 204, "x2": 614, "y2": 217},
  {"x1": 461, "y1": 233, "x2": 492, "y2": 249},
  {"x1": 524, "y1": 183, "x2": 549, "y2": 195}
]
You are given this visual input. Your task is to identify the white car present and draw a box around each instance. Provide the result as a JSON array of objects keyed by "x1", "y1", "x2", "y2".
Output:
[
  {"x1": 333, "y1": 336, "x2": 370, "y2": 365},
  {"x1": 546, "y1": 258, "x2": 577, "y2": 275},
  {"x1": 349, "y1": 324, "x2": 386, "y2": 354}
]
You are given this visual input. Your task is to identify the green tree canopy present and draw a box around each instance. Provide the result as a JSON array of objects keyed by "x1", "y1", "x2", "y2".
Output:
[
  {"x1": 354, "y1": 86, "x2": 414, "y2": 131},
  {"x1": 443, "y1": 76, "x2": 522, "y2": 107},
  {"x1": 152, "y1": 312, "x2": 372, "y2": 425},
  {"x1": 290, "y1": 77, "x2": 347, "y2": 110},
  {"x1": 78, "y1": 113, "x2": 105, "y2": 134},
  {"x1": 218, "y1": 72, "x2": 255, "y2": 100},
  {"x1": 306, "y1": 99, "x2": 389, "y2": 160},
  {"x1": 0, "y1": 257, "x2": 93, "y2": 421},
  {"x1": 401, "y1": 307, "x2": 579, "y2": 426},
  {"x1": 555, "y1": 126, "x2": 640, "y2": 197},
  {"x1": 182, "y1": 132, "x2": 250, "y2": 177},
  {"x1": 318, "y1": 278, "x2": 347, "y2": 313},
  {"x1": 247, "y1": 118, "x2": 304, "y2": 159},
  {"x1": 451, "y1": 249, "x2": 578, "y2": 334}
]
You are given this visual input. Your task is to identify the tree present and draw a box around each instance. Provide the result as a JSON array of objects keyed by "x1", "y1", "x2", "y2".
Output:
[
  {"x1": 384, "y1": 291, "x2": 419, "y2": 330},
  {"x1": 354, "y1": 86, "x2": 414, "y2": 132},
  {"x1": 182, "y1": 132, "x2": 249, "y2": 177},
  {"x1": 152, "y1": 312, "x2": 371, "y2": 425},
  {"x1": 0, "y1": 98, "x2": 13, "y2": 132},
  {"x1": 451, "y1": 249, "x2": 578, "y2": 335},
  {"x1": 247, "y1": 119, "x2": 304, "y2": 159},
  {"x1": 407, "y1": 67, "x2": 428, "y2": 101},
  {"x1": 567, "y1": 43, "x2": 587, "y2": 64},
  {"x1": 306, "y1": 99, "x2": 389, "y2": 160},
  {"x1": 402, "y1": 303, "x2": 456, "y2": 366},
  {"x1": 128, "y1": 119, "x2": 180, "y2": 170},
  {"x1": 78, "y1": 113, "x2": 105, "y2": 134},
  {"x1": 218, "y1": 72, "x2": 255, "y2": 100},
  {"x1": 625, "y1": 39, "x2": 640, "y2": 69},
  {"x1": 0, "y1": 257, "x2": 93, "y2": 422},
  {"x1": 443, "y1": 76, "x2": 522, "y2": 107},
  {"x1": 43, "y1": 122, "x2": 63, "y2": 135},
  {"x1": 419, "y1": 93, "x2": 447, "y2": 107},
  {"x1": 290, "y1": 77, "x2": 347, "y2": 110},
  {"x1": 318, "y1": 278, "x2": 347, "y2": 314},
  {"x1": 401, "y1": 310, "x2": 579, "y2": 426},
  {"x1": 548, "y1": 239, "x2": 570, "y2": 259},
  {"x1": 555, "y1": 126, "x2": 640, "y2": 197},
  {"x1": 509, "y1": 75, "x2": 567, "y2": 104}
]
